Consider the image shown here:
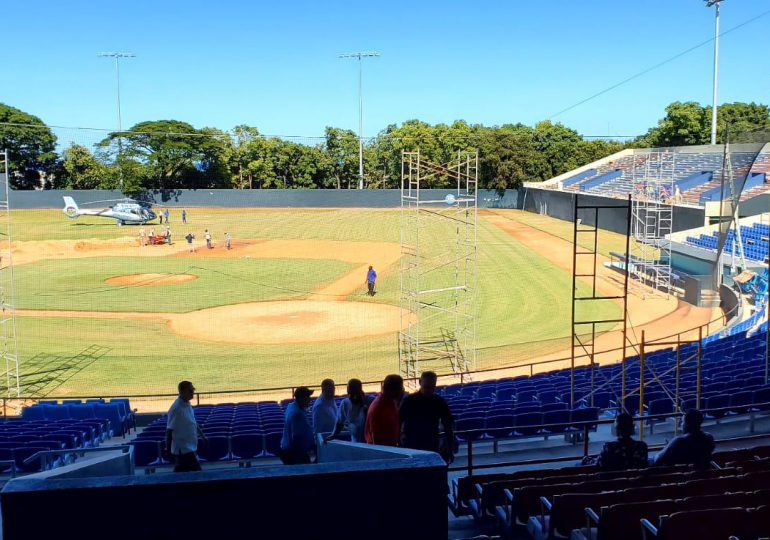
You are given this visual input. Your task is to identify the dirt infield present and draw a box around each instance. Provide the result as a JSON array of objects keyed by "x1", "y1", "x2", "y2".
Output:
[
  {"x1": 105, "y1": 273, "x2": 198, "y2": 286},
  {"x1": 14, "y1": 236, "x2": 405, "y2": 345},
  {"x1": 168, "y1": 300, "x2": 408, "y2": 344}
]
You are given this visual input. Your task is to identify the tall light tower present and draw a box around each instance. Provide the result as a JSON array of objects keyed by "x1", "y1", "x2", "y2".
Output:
[
  {"x1": 339, "y1": 52, "x2": 379, "y2": 190},
  {"x1": 705, "y1": 0, "x2": 723, "y2": 145},
  {"x1": 98, "y1": 51, "x2": 135, "y2": 190}
]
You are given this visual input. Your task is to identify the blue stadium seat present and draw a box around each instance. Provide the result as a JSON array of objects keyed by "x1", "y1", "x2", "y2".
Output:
[
  {"x1": 514, "y1": 412, "x2": 543, "y2": 437},
  {"x1": 129, "y1": 440, "x2": 161, "y2": 466},
  {"x1": 455, "y1": 417, "x2": 485, "y2": 442},
  {"x1": 231, "y1": 433, "x2": 264, "y2": 459},
  {"x1": 197, "y1": 436, "x2": 229, "y2": 462},
  {"x1": 542, "y1": 410, "x2": 570, "y2": 434},
  {"x1": 483, "y1": 415, "x2": 514, "y2": 439},
  {"x1": 263, "y1": 431, "x2": 282, "y2": 457}
]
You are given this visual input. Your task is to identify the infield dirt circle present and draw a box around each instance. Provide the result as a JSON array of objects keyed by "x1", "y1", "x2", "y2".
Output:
[
  {"x1": 167, "y1": 300, "x2": 409, "y2": 344},
  {"x1": 105, "y1": 273, "x2": 199, "y2": 286}
]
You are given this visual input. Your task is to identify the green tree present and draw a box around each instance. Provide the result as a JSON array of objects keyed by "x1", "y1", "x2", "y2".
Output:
[
  {"x1": 98, "y1": 120, "x2": 222, "y2": 189},
  {"x1": 324, "y1": 127, "x2": 359, "y2": 189},
  {"x1": 0, "y1": 103, "x2": 58, "y2": 189},
  {"x1": 57, "y1": 144, "x2": 109, "y2": 189}
]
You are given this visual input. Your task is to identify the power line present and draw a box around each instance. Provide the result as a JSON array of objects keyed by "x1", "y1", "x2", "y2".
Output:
[{"x1": 548, "y1": 7, "x2": 770, "y2": 120}]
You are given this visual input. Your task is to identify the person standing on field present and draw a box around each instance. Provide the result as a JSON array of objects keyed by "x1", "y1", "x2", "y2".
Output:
[
  {"x1": 205, "y1": 229, "x2": 212, "y2": 249},
  {"x1": 225, "y1": 232, "x2": 231, "y2": 250},
  {"x1": 182, "y1": 209, "x2": 187, "y2": 224},
  {"x1": 185, "y1": 232, "x2": 195, "y2": 253},
  {"x1": 164, "y1": 208, "x2": 170, "y2": 223},
  {"x1": 365, "y1": 265, "x2": 377, "y2": 296},
  {"x1": 139, "y1": 226, "x2": 146, "y2": 247}
]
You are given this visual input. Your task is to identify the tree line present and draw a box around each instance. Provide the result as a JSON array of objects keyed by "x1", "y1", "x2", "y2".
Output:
[{"x1": 0, "y1": 101, "x2": 768, "y2": 191}]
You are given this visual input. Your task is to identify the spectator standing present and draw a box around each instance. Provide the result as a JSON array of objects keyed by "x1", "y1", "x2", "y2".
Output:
[
  {"x1": 158, "y1": 210, "x2": 164, "y2": 225},
  {"x1": 365, "y1": 265, "x2": 377, "y2": 296},
  {"x1": 327, "y1": 378, "x2": 372, "y2": 443},
  {"x1": 399, "y1": 371, "x2": 455, "y2": 463},
  {"x1": 596, "y1": 413, "x2": 648, "y2": 470},
  {"x1": 312, "y1": 379, "x2": 339, "y2": 438},
  {"x1": 164, "y1": 208, "x2": 170, "y2": 223},
  {"x1": 166, "y1": 225, "x2": 172, "y2": 245},
  {"x1": 185, "y1": 232, "x2": 195, "y2": 253},
  {"x1": 139, "y1": 226, "x2": 146, "y2": 247},
  {"x1": 225, "y1": 232, "x2": 231, "y2": 250},
  {"x1": 280, "y1": 386, "x2": 315, "y2": 465},
  {"x1": 365, "y1": 374, "x2": 403, "y2": 447},
  {"x1": 182, "y1": 209, "x2": 187, "y2": 224},
  {"x1": 654, "y1": 409, "x2": 715, "y2": 469},
  {"x1": 205, "y1": 229, "x2": 212, "y2": 249},
  {"x1": 165, "y1": 381, "x2": 206, "y2": 472}
]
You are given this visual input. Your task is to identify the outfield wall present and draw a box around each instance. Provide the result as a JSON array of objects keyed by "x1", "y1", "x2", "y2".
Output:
[
  {"x1": 4, "y1": 184, "x2": 521, "y2": 209},
  {"x1": 521, "y1": 187, "x2": 706, "y2": 234}
]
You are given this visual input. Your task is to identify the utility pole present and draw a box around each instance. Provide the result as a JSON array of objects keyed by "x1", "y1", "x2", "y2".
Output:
[
  {"x1": 339, "y1": 52, "x2": 379, "y2": 189},
  {"x1": 705, "y1": 1, "x2": 723, "y2": 145},
  {"x1": 98, "y1": 52, "x2": 135, "y2": 191}
]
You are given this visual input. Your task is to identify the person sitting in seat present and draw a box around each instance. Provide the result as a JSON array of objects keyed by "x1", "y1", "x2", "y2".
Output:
[
  {"x1": 654, "y1": 409, "x2": 715, "y2": 470},
  {"x1": 597, "y1": 412, "x2": 648, "y2": 470}
]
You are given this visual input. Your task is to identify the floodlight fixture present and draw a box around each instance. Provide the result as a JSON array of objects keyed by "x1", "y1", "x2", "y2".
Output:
[
  {"x1": 704, "y1": 0, "x2": 724, "y2": 144},
  {"x1": 98, "y1": 52, "x2": 135, "y2": 190},
  {"x1": 339, "y1": 52, "x2": 380, "y2": 189}
]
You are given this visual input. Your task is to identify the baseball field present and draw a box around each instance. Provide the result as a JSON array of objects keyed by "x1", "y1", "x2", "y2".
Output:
[{"x1": 5, "y1": 206, "x2": 720, "y2": 405}]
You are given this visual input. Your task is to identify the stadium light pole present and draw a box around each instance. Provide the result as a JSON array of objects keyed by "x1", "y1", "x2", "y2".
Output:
[
  {"x1": 98, "y1": 51, "x2": 135, "y2": 190},
  {"x1": 705, "y1": 0, "x2": 723, "y2": 145},
  {"x1": 339, "y1": 52, "x2": 379, "y2": 190}
]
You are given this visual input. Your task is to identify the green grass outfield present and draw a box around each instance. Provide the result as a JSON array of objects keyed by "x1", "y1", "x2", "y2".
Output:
[{"x1": 9, "y1": 208, "x2": 619, "y2": 398}]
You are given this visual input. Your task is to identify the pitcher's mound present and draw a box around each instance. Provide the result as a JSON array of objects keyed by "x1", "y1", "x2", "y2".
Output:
[
  {"x1": 168, "y1": 300, "x2": 409, "y2": 344},
  {"x1": 106, "y1": 273, "x2": 198, "y2": 286}
]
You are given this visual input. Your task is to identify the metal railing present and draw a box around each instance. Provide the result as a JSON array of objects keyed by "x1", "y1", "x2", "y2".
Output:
[
  {"x1": 451, "y1": 400, "x2": 770, "y2": 476},
  {"x1": 0, "y1": 305, "x2": 736, "y2": 414}
]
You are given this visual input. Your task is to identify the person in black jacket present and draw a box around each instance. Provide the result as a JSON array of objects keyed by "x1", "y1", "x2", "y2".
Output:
[
  {"x1": 654, "y1": 409, "x2": 715, "y2": 469},
  {"x1": 597, "y1": 412, "x2": 648, "y2": 470}
]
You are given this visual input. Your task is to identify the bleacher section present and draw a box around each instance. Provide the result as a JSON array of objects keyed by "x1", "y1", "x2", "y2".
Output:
[
  {"x1": 452, "y1": 454, "x2": 770, "y2": 540},
  {"x1": 562, "y1": 168, "x2": 597, "y2": 188},
  {"x1": 685, "y1": 222, "x2": 770, "y2": 262},
  {"x1": 546, "y1": 145, "x2": 767, "y2": 206},
  {"x1": 0, "y1": 400, "x2": 130, "y2": 473}
]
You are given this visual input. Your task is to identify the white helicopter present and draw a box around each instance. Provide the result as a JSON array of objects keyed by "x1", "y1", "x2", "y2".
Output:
[{"x1": 62, "y1": 196, "x2": 157, "y2": 226}]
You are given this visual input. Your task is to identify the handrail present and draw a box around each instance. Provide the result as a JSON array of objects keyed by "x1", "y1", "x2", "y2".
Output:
[
  {"x1": 1, "y1": 305, "x2": 736, "y2": 405},
  {"x1": 0, "y1": 460, "x2": 16, "y2": 478}
]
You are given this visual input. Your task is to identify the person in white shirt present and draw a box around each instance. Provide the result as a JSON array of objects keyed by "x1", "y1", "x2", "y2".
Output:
[
  {"x1": 325, "y1": 378, "x2": 373, "y2": 443},
  {"x1": 165, "y1": 381, "x2": 206, "y2": 472},
  {"x1": 312, "y1": 379, "x2": 339, "y2": 437}
]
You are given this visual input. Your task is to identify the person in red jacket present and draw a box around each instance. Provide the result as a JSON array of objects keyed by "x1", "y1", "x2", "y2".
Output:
[{"x1": 364, "y1": 374, "x2": 403, "y2": 446}]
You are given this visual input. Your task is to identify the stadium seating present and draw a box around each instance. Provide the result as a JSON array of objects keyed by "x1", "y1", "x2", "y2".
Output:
[{"x1": 451, "y1": 449, "x2": 770, "y2": 540}]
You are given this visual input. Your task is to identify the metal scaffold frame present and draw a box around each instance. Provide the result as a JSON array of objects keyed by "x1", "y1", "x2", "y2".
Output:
[
  {"x1": 630, "y1": 151, "x2": 675, "y2": 298},
  {"x1": 570, "y1": 195, "x2": 631, "y2": 408},
  {"x1": 0, "y1": 151, "x2": 20, "y2": 399},
  {"x1": 399, "y1": 150, "x2": 478, "y2": 382}
]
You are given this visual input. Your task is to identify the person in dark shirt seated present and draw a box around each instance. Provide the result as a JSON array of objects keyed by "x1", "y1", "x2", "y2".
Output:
[
  {"x1": 399, "y1": 371, "x2": 455, "y2": 464},
  {"x1": 597, "y1": 412, "x2": 648, "y2": 470},
  {"x1": 654, "y1": 409, "x2": 715, "y2": 469}
]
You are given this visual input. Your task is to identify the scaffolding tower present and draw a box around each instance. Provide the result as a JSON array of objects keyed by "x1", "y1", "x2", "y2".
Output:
[
  {"x1": 630, "y1": 151, "x2": 675, "y2": 297},
  {"x1": 0, "y1": 151, "x2": 19, "y2": 399},
  {"x1": 399, "y1": 150, "x2": 478, "y2": 382}
]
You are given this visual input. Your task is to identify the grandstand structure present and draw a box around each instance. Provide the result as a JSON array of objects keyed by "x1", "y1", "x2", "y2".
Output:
[
  {"x1": 399, "y1": 150, "x2": 478, "y2": 382},
  {"x1": 0, "y1": 151, "x2": 19, "y2": 400},
  {"x1": 546, "y1": 143, "x2": 769, "y2": 208}
]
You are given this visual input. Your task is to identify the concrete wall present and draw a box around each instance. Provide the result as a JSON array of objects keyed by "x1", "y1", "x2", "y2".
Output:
[
  {"x1": 521, "y1": 187, "x2": 707, "y2": 234},
  {"x1": 1, "y1": 452, "x2": 447, "y2": 540},
  {"x1": 14, "y1": 449, "x2": 133, "y2": 480},
  {"x1": 5, "y1": 186, "x2": 520, "y2": 209}
]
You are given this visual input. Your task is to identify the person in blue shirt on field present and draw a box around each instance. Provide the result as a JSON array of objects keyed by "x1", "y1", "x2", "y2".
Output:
[
  {"x1": 366, "y1": 265, "x2": 377, "y2": 296},
  {"x1": 280, "y1": 386, "x2": 315, "y2": 465}
]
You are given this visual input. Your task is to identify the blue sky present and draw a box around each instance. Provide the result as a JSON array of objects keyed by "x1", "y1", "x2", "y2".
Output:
[{"x1": 2, "y1": 0, "x2": 769, "y2": 141}]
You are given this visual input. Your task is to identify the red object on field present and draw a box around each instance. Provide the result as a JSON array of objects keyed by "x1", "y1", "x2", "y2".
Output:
[{"x1": 148, "y1": 235, "x2": 166, "y2": 245}]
